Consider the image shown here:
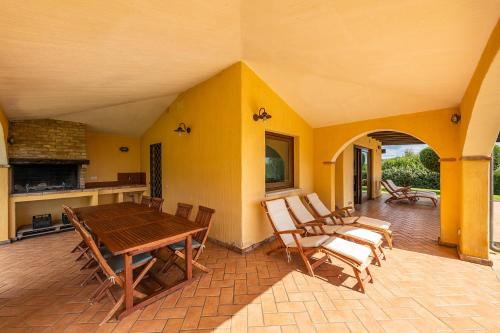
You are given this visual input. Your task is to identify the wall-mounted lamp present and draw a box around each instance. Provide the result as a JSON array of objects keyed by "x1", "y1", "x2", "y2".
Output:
[
  {"x1": 450, "y1": 113, "x2": 461, "y2": 124},
  {"x1": 174, "y1": 123, "x2": 191, "y2": 136},
  {"x1": 7, "y1": 136, "x2": 14, "y2": 145},
  {"x1": 253, "y1": 107, "x2": 272, "y2": 121},
  {"x1": 119, "y1": 146, "x2": 129, "y2": 152}
]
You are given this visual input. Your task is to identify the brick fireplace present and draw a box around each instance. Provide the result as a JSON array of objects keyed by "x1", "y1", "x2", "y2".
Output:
[{"x1": 8, "y1": 119, "x2": 89, "y2": 193}]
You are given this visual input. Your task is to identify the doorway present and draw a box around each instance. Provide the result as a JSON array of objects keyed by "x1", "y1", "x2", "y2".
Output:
[
  {"x1": 149, "y1": 143, "x2": 162, "y2": 198},
  {"x1": 354, "y1": 146, "x2": 371, "y2": 205}
]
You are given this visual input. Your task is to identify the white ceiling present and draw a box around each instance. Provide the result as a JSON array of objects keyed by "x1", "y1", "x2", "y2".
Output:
[{"x1": 0, "y1": 1, "x2": 499, "y2": 135}]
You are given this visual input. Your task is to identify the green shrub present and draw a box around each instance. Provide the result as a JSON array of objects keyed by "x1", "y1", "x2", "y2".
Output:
[
  {"x1": 382, "y1": 151, "x2": 440, "y2": 189},
  {"x1": 494, "y1": 170, "x2": 500, "y2": 195},
  {"x1": 493, "y1": 145, "x2": 500, "y2": 171},
  {"x1": 419, "y1": 147, "x2": 440, "y2": 172}
]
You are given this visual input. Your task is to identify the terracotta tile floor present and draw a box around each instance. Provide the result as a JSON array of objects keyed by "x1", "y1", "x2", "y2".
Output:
[{"x1": 1, "y1": 195, "x2": 499, "y2": 332}]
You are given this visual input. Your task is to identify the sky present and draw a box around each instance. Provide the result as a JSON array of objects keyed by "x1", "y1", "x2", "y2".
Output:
[{"x1": 382, "y1": 144, "x2": 428, "y2": 159}]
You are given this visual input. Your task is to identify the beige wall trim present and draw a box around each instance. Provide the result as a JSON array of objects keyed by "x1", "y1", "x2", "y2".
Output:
[
  {"x1": 437, "y1": 237, "x2": 457, "y2": 248},
  {"x1": 458, "y1": 251, "x2": 493, "y2": 266},
  {"x1": 460, "y1": 155, "x2": 491, "y2": 161},
  {"x1": 439, "y1": 158, "x2": 457, "y2": 162},
  {"x1": 208, "y1": 235, "x2": 275, "y2": 254},
  {"x1": 323, "y1": 161, "x2": 335, "y2": 164}
]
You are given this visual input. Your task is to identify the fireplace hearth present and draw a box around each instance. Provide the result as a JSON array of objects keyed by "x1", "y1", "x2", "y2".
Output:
[{"x1": 10, "y1": 159, "x2": 89, "y2": 194}]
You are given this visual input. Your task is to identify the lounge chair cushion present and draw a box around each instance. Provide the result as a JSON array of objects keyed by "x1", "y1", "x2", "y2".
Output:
[
  {"x1": 356, "y1": 217, "x2": 391, "y2": 230},
  {"x1": 305, "y1": 193, "x2": 332, "y2": 217},
  {"x1": 321, "y1": 237, "x2": 371, "y2": 267},
  {"x1": 335, "y1": 226, "x2": 383, "y2": 244},
  {"x1": 107, "y1": 252, "x2": 153, "y2": 274},
  {"x1": 286, "y1": 235, "x2": 330, "y2": 248},
  {"x1": 285, "y1": 196, "x2": 315, "y2": 223},
  {"x1": 266, "y1": 199, "x2": 300, "y2": 245},
  {"x1": 168, "y1": 239, "x2": 202, "y2": 251},
  {"x1": 316, "y1": 224, "x2": 343, "y2": 234}
]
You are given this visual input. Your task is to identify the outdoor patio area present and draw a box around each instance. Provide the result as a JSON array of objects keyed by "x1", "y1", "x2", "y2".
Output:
[{"x1": 0, "y1": 195, "x2": 498, "y2": 333}]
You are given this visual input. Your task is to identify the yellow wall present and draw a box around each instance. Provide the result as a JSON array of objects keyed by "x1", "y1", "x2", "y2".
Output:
[
  {"x1": 335, "y1": 136, "x2": 382, "y2": 208},
  {"x1": 86, "y1": 131, "x2": 141, "y2": 182},
  {"x1": 141, "y1": 63, "x2": 243, "y2": 247},
  {"x1": 240, "y1": 63, "x2": 314, "y2": 248},
  {"x1": 314, "y1": 108, "x2": 461, "y2": 245}
]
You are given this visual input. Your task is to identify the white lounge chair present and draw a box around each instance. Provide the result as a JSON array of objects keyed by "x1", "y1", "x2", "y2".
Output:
[
  {"x1": 285, "y1": 195, "x2": 385, "y2": 266},
  {"x1": 262, "y1": 199, "x2": 374, "y2": 293},
  {"x1": 304, "y1": 193, "x2": 393, "y2": 249}
]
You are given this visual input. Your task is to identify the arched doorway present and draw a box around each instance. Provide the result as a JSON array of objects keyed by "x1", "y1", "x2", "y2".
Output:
[{"x1": 332, "y1": 130, "x2": 446, "y2": 254}]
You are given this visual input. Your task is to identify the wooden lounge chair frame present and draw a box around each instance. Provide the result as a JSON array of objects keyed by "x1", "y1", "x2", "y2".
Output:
[
  {"x1": 160, "y1": 206, "x2": 215, "y2": 274},
  {"x1": 284, "y1": 196, "x2": 385, "y2": 266},
  {"x1": 381, "y1": 179, "x2": 438, "y2": 207},
  {"x1": 262, "y1": 200, "x2": 373, "y2": 293},
  {"x1": 304, "y1": 193, "x2": 393, "y2": 249}
]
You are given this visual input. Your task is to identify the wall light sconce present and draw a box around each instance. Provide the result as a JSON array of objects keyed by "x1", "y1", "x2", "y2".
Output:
[
  {"x1": 7, "y1": 136, "x2": 14, "y2": 145},
  {"x1": 174, "y1": 123, "x2": 191, "y2": 136},
  {"x1": 450, "y1": 113, "x2": 461, "y2": 124},
  {"x1": 119, "y1": 146, "x2": 129, "y2": 152},
  {"x1": 253, "y1": 107, "x2": 272, "y2": 121}
]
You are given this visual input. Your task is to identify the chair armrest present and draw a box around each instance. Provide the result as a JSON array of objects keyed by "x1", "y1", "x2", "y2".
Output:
[
  {"x1": 335, "y1": 206, "x2": 353, "y2": 216},
  {"x1": 276, "y1": 229, "x2": 305, "y2": 235},
  {"x1": 301, "y1": 221, "x2": 325, "y2": 227}
]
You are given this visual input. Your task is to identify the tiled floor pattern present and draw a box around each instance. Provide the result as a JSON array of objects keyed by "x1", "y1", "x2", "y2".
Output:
[{"x1": 0, "y1": 195, "x2": 499, "y2": 332}]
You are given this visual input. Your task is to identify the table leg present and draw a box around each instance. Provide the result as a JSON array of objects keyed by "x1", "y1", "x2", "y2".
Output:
[
  {"x1": 124, "y1": 253, "x2": 134, "y2": 311},
  {"x1": 185, "y1": 235, "x2": 192, "y2": 280}
]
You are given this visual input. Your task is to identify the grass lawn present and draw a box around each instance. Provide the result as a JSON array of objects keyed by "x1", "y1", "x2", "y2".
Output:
[{"x1": 494, "y1": 194, "x2": 500, "y2": 201}]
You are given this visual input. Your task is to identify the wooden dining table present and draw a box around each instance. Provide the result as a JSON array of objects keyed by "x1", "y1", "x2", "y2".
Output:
[{"x1": 74, "y1": 202, "x2": 207, "y2": 320}]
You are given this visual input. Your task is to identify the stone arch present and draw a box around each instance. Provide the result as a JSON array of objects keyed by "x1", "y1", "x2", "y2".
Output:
[{"x1": 462, "y1": 53, "x2": 500, "y2": 157}]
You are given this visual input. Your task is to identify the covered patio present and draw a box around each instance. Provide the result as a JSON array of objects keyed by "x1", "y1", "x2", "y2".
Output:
[{"x1": 1, "y1": 196, "x2": 498, "y2": 333}]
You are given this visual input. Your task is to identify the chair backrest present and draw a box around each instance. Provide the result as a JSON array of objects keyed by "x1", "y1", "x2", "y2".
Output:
[
  {"x1": 62, "y1": 205, "x2": 77, "y2": 222},
  {"x1": 386, "y1": 179, "x2": 403, "y2": 191},
  {"x1": 304, "y1": 193, "x2": 331, "y2": 218},
  {"x1": 193, "y1": 206, "x2": 215, "y2": 243},
  {"x1": 69, "y1": 213, "x2": 119, "y2": 283},
  {"x1": 381, "y1": 180, "x2": 400, "y2": 197},
  {"x1": 262, "y1": 199, "x2": 300, "y2": 246},
  {"x1": 141, "y1": 195, "x2": 151, "y2": 207},
  {"x1": 285, "y1": 196, "x2": 315, "y2": 224},
  {"x1": 150, "y1": 197, "x2": 164, "y2": 212},
  {"x1": 175, "y1": 202, "x2": 193, "y2": 219}
]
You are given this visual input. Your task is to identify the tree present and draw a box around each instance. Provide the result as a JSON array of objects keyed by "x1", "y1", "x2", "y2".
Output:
[{"x1": 419, "y1": 147, "x2": 440, "y2": 173}]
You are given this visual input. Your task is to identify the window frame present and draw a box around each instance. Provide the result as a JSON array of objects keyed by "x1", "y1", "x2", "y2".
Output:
[{"x1": 265, "y1": 132, "x2": 295, "y2": 192}]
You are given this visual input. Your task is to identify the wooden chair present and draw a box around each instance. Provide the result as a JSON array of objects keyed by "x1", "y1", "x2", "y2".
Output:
[
  {"x1": 150, "y1": 197, "x2": 164, "y2": 212},
  {"x1": 141, "y1": 195, "x2": 151, "y2": 208},
  {"x1": 70, "y1": 213, "x2": 157, "y2": 325},
  {"x1": 160, "y1": 206, "x2": 215, "y2": 274},
  {"x1": 262, "y1": 199, "x2": 373, "y2": 292},
  {"x1": 175, "y1": 202, "x2": 193, "y2": 219},
  {"x1": 63, "y1": 205, "x2": 91, "y2": 261},
  {"x1": 304, "y1": 193, "x2": 394, "y2": 249},
  {"x1": 382, "y1": 179, "x2": 438, "y2": 207},
  {"x1": 284, "y1": 196, "x2": 385, "y2": 266}
]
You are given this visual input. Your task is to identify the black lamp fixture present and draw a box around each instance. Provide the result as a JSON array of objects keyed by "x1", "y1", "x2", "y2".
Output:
[
  {"x1": 450, "y1": 113, "x2": 461, "y2": 124},
  {"x1": 253, "y1": 107, "x2": 272, "y2": 121},
  {"x1": 174, "y1": 122, "x2": 191, "y2": 136}
]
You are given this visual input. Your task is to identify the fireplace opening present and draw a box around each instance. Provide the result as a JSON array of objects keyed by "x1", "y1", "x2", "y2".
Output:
[{"x1": 12, "y1": 164, "x2": 80, "y2": 193}]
